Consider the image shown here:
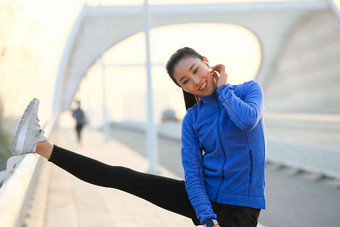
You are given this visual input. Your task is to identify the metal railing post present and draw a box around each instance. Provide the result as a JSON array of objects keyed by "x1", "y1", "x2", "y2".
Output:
[{"x1": 144, "y1": 0, "x2": 158, "y2": 174}]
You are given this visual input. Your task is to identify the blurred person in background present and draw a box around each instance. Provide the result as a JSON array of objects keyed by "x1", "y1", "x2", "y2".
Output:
[{"x1": 72, "y1": 101, "x2": 86, "y2": 144}]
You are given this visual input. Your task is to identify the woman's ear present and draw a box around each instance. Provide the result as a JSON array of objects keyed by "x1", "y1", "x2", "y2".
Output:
[{"x1": 202, "y1": 56, "x2": 211, "y2": 68}]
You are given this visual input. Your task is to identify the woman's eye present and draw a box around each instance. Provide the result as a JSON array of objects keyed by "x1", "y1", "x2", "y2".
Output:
[
  {"x1": 183, "y1": 80, "x2": 188, "y2": 84},
  {"x1": 194, "y1": 67, "x2": 198, "y2": 73}
]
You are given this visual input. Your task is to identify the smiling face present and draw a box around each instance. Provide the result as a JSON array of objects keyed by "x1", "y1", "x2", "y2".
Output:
[{"x1": 173, "y1": 57, "x2": 216, "y2": 96}]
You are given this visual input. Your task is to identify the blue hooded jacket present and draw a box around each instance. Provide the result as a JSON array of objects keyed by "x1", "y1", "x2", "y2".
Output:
[{"x1": 181, "y1": 80, "x2": 266, "y2": 224}]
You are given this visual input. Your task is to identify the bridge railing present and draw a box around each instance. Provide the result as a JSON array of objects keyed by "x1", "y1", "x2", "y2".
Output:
[
  {"x1": 115, "y1": 113, "x2": 340, "y2": 180},
  {"x1": 0, "y1": 115, "x2": 57, "y2": 227},
  {"x1": 264, "y1": 113, "x2": 340, "y2": 179}
]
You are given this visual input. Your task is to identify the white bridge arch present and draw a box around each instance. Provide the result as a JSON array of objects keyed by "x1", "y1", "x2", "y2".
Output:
[{"x1": 53, "y1": 0, "x2": 339, "y2": 114}]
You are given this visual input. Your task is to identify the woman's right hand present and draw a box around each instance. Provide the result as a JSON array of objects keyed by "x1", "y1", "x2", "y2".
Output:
[{"x1": 211, "y1": 64, "x2": 228, "y2": 89}]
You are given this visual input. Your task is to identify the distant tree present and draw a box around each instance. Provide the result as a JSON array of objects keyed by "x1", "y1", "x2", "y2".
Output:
[
  {"x1": 0, "y1": 1, "x2": 34, "y2": 170},
  {"x1": 0, "y1": 98, "x2": 11, "y2": 171},
  {"x1": 0, "y1": 1, "x2": 41, "y2": 170},
  {"x1": 0, "y1": 0, "x2": 39, "y2": 115}
]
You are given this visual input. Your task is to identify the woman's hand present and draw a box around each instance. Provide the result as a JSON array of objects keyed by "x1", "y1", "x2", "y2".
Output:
[
  {"x1": 211, "y1": 64, "x2": 228, "y2": 89},
  {"x1": 213, "y1": 224, "x2": 220, "y2": 227}
]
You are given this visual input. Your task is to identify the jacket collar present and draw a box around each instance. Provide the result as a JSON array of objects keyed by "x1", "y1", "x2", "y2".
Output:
[{"x1": 200, "y1": 90, "x2": 218, "y2": 104}]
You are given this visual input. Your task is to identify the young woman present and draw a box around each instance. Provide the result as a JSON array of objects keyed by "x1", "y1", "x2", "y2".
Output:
[{"x1": 12, "y1": 47, "x2": 266, "y2": 227}]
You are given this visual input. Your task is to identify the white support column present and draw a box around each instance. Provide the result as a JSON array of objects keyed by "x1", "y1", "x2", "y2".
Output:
[
  {"x1": 101, "y1": 60, "x2": 110, "y2": 142},
  {"x1": 98, "y1": 2, "x2": 110, "y2": 142},
  {"x1": 144, "y1": 0, "x2": 158, "y2": 174}
]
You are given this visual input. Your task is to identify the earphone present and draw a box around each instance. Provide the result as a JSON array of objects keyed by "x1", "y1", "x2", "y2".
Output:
[
  {"x1": 203, "y1": 56, "x2": 211, "y2": 69},
  {"x1": 205, "y1": 61, "x2": 211, "y2": 69}
]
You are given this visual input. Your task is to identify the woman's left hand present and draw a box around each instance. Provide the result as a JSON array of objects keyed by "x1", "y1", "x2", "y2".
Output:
[{"x1": 211, "y1": 64, "x2": 228, "y2": 89}]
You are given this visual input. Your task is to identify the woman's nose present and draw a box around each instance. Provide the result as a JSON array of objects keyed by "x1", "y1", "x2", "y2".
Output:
[{"x1": 192, "y1": 75, "x2": 201, "y2": 85}]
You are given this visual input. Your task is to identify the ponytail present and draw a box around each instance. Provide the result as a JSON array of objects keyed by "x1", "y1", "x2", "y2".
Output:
[{"x1": 183, "y1": 90, "x2": 200, "y2": 110}]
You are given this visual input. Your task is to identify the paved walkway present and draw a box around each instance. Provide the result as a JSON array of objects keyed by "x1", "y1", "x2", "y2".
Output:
[{"x1": 43, "y1": 128, "x2": 194, "y2": 227}]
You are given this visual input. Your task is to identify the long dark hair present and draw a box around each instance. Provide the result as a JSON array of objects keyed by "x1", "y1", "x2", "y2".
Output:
[{"x1": 166, "y1": 47, "x2": 203, "y2": 110}]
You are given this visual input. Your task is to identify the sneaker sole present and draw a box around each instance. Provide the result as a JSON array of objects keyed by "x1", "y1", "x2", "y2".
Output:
[{"x1": 11, "y1": 98, "x2": 40, "y2": 156}]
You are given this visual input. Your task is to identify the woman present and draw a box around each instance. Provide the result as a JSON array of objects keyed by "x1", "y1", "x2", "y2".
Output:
[{"x1": 12, "y1": 47, "x2": 266, "y2": 227}]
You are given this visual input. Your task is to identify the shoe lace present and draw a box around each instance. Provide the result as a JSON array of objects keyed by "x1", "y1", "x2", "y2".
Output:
[
  {"x1": 35, "y1": 129, "x2": 45, "y2": 137},
  {"x1": 34, "y1": 118, "x2": 45, "y2": 136}
]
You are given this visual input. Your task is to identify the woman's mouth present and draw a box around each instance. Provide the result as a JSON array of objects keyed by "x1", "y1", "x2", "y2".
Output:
[{"x1": 199, "y1": 81, "x2": 207, "y2": 91}]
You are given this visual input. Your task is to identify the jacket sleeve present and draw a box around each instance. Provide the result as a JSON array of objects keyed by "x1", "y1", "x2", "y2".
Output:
[
  {"x1": 181, "y1": 112, "x2": 217, "y2": 225},
  {"x1": 216, "y1": 80, "x2": 264, "y2": 132}
]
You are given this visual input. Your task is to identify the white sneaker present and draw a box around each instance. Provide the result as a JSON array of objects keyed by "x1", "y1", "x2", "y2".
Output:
[{"x1": 11, "y1": 98, "x2": 47, "y2": 156}]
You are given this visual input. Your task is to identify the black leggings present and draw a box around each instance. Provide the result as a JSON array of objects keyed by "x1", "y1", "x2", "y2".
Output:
[
  {"x1": 48, "y1": 145, "x2": 261, "y2": 226},
  {"x1": 49, "y1": 145, "x2": 200, "y2": 225}
]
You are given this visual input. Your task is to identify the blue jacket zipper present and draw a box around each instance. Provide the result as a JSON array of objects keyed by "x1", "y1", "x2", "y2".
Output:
[
  {"x1": 249, "y1": 149, "x2": 253, "y2": 184},
  {"x1": 245, "y1": 134, "x2": 253, "y2": 196},
  {"x1": 215, "y1": 101, "x2": 227, "y2": 201},
  {"x1": 248, "y1": 149, "x2": 254, "y2": 201}
]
